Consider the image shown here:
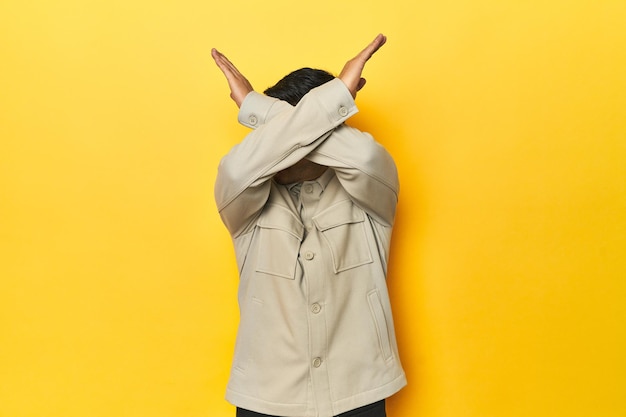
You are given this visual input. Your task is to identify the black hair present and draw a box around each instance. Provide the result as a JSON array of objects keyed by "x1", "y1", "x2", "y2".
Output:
[{"x1": 263, "y1": 68, "x2": 335, "y2": 106}]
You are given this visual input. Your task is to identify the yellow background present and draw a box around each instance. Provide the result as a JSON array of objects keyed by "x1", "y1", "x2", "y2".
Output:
[{"x1": 1, "y1": 1, "x2": 625, "y2": 416}]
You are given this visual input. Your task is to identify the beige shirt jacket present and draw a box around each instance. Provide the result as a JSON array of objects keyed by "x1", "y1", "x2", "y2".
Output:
[{"x1": 215, "y1": 78, "x2": 406, "y2": 417}]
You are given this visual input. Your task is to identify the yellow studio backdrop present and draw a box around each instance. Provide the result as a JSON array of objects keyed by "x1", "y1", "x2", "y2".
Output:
[{"x1": 1, "y1": 0, "x2": 625, "y2": 416}]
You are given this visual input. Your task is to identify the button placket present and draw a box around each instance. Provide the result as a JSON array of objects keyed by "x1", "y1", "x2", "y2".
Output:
[{"x1": 298, "y1": 180, "x2": 331, "y2": 406}]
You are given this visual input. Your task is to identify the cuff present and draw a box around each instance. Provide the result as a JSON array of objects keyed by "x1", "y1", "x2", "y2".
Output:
[
  {"x1": 310, "y1": 78, "x2": 358, "y2": 122},
  {"x1": 237, "y1": 92, "x2": 278, "y2": 128}
]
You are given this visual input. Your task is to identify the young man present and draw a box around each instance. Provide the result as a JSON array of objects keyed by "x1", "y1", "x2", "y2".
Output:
[{"x1": 212, "y1": 34, "x2": 406, "y2": 417}]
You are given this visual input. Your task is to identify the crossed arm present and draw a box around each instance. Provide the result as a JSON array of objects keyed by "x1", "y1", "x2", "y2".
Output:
[
  {"x1": 211, "y1": 34, "x2": 387, "y2": 107},
  {"x1": 212, "y1": 35, "x2": 397, "y2": 236}
]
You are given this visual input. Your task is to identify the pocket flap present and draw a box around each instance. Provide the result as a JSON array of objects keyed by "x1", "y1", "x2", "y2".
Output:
[
  {"x1": 257, "y1": 204, "x2": 304, "y2": 241},
  {"x1": 313, "y1": 200, "x2": 365, "y2": 231}
]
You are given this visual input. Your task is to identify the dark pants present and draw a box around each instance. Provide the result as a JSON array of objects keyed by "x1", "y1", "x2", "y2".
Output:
[{"x1": 236, "y1": 399, "x2": 386, "y2": 417}]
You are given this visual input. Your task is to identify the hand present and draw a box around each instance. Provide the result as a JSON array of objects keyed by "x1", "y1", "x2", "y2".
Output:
[
  {"x1": 211, "y1": 48, "x2": 254, "y2": 108},
  {"x1": 338, "y1": 34, "x2": 387, "y2": 98}
]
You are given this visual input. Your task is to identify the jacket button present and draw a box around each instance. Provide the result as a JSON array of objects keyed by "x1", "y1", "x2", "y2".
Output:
[
  {"x1": 338, "y1": 106, "x2": 348, "y2": 117},
  {"x1": 304, "y1": 251, "x2": 315, "y2": 260},
  {"x1": 304, "y1": 184, "x2": 314, "y2": 193},
  {"x1": 248, "y1": 115, "x2": 258, "y2": 125},
  {"x1": 312, "y1": 357, "x2": 322, "y2": 368},
  {"x1": 311, "y1": 303, "x2": 321, "y2": 314}
]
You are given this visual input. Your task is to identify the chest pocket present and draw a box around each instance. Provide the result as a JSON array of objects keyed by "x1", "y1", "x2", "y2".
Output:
[
  {"x1": 255, "y1": 204, "x2": 304, "y2": 279},
  {"x1": 313, "y1": 200, "x2": 373, "y2": 273}
]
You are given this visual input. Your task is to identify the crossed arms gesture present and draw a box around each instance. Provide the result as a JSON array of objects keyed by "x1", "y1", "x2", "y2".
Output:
[{"x1": 211, "y1": 34, "x2": 387, "y2": 108}]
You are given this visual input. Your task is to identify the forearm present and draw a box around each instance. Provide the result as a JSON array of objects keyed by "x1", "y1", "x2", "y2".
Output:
[
  {"x1": 306, "y1": 125, "x2": 399, "y2": 226},
  {"x1": 214, "y1": 79, "x2": 357, "y2": 236}
]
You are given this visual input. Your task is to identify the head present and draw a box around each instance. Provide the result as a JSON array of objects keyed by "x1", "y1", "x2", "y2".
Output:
[
  {"x1": 265, "y1": 68, "x2": 334, "y2": 184},
  {"x1": 264, "y1": 68, "x2": 335, "y2": 105}
]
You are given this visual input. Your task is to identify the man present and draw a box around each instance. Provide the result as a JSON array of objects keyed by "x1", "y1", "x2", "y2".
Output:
[{"x1": 211, "y1": 34, "x2": 406, "y2": 417}]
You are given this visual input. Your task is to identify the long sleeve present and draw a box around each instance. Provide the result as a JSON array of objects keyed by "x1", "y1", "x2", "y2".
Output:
[
  {"x1": 214, "y1": 78, "x2": 357, "y2": 237},
  {"x1": 306, "y1": 125, "x2": 399, "y2": 226}
]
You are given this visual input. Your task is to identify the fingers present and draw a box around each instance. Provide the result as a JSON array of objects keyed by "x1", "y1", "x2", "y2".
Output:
[
  {"x1": 338, "y1": 34, "x2": 387, "y2": 98},
  {"x1": 211, "y1": 48, "x2": 254, "y2": 108},
  {"x1": 356, "y1": 33, "x2": 387, "y2": 63},
  {"x1": 211, "y1": 35, "x2": 386, "y2": 105},
  {"x1": 211, "y1": 48, "x2": 240, "y2": 80}
]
